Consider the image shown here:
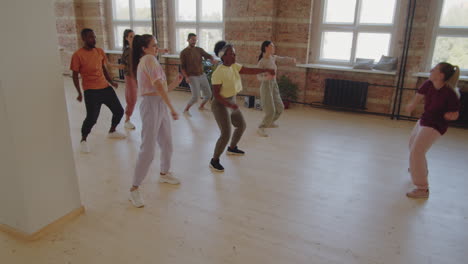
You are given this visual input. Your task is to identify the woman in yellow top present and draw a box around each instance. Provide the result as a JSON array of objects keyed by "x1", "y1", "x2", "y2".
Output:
[{"x1": 209, "y1": 41, "x2": 275, "y2": 172}]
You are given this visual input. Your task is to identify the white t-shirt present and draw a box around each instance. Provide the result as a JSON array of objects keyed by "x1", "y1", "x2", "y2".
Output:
[{"x1": 137, "y1": 54, "x2": 167, "y2": 96}]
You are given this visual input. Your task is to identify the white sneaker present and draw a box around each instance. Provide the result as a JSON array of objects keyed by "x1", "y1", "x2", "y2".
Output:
[
  {"x1": 129, "y1": 189, "x2": 144, "y2": 208},
  {"x1": 257, "y1": 128, "x2": 268, "y2": 137},
  {"x1": 183, "y1": 110, "x2": 192, "y2": 117},
  {"x1": 124, "y1": 121, "x2": 136, "y2": 129},
  {"x1": 80, "y1": 141, "x2": 90, "y2": 153},
  {"x1": 107, "y1": 131, "x2": 126, "y2": 139},
  {"x1": 267, "y1": 123, "x2": 279, "y2": 128},
  {"x1": 159, "y1": 172, "x2": 180, "y2": 185}
]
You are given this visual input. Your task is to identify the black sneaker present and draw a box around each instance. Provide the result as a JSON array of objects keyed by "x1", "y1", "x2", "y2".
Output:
[
  {"x1": 227, "y1": 146, "x2": 245, "y2": 156},
  {"x1": 210, "y1": 158, "x2": 224, "y2": 172}
]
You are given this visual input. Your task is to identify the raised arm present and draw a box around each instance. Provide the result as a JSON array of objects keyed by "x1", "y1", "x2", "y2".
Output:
[
  {"x1": 275, "y1": 55, "x2": 296, "y2": 65},
  {"x1": 239, "y1": 66, "x2": 275, "y2": 76}
]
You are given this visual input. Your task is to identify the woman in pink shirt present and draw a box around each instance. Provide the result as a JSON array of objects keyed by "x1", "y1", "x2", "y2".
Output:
[
  {"x1": 128, "y1": 34, "x2": 182, "y2": 208},
  {"x1": 405, "y1": 62, "x2": 461, "y2": 198}
]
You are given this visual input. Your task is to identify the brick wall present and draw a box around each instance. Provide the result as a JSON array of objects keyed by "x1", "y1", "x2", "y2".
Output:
[{"x1": 55, "y1": 0, "x2": 81, "y2": 74}]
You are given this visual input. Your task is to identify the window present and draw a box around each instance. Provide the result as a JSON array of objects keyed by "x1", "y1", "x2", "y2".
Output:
[
  {"x1": 313, "y1": 0, "x2": 399, "y2": 66},
  {"x1": 110, "y1": 0, "x2": 153, "y2": 50},
  {"x1": 173, "y1": 0, "x2": 224, "y2": 53},
  {"x1": 429, "y1": 0, "x2": 468, "y2": 73}
]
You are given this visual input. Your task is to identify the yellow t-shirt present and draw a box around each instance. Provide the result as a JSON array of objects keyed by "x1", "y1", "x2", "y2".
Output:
[{"x1": 211, "y1": 63, "x2": 243, "y2": 98}]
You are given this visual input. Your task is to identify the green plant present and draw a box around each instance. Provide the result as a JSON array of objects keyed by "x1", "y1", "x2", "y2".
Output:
[
  {"x1": 277, "y1": 75, "x2": 298, "y2": 102},
  {"x1": 202, "y1": 59, "x2": 218, "y2": 87}
]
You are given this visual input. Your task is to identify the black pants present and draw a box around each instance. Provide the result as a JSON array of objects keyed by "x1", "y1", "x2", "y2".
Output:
[{"x1": 81, "y1": 87, "x2": 124, "y2": 138}]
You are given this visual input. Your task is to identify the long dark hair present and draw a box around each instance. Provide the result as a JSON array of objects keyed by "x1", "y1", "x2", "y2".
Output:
[
  {"x1": 258, "y1": 40, "x2": 272, "y2": 61},
  {"x1": 131, "y1": 34, "x2": 154, "y2": 77},
  {"x1": 122, "y1": 29, "x2": 134, "y2": 50}
]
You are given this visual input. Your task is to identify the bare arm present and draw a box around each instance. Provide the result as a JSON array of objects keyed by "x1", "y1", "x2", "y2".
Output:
[
  {"x1": 275, "y1": 55, "x2": 296, "y2": 65},
  {"x1": 239, "y1": 66, "x2": 275, "y2": 76},
  {"x1": 405, "y1": 93, "x2": 424, "y2": 115},
  {"x1": 102, "y1": 65, "x2": 118, "y2": 88},
  {"x1": 72, "y1": 71, "x2": 83, "y2": 102},
  {"x1": 167, "y1": 74, "x2": 183, "y2": 92},
  {"x1": 154, "y1": 80, "x2": 179, "y2": 120},
  {"x1": 212, "y1": 84, "x2": 238, "y2": 110}
]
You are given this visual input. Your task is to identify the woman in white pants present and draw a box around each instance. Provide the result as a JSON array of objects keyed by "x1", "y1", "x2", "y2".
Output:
[
  {"x1": 128, "y1": 34, "x2": 182, "y2": 208},
  {"x1": 405, "y1": 62, "x2": 460, "y2": 198}
]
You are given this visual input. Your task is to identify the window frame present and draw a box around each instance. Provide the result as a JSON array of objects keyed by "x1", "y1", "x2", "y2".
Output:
[
  {"x1": 170, "y1": 0, "x2": 225, "y2": 54},
  {"x1": 108, "y1": 0, "x2": 153, "y2": 50},
  {"x1": 311, "y1": 0, "x2": 401, "y2": 66},
  {"x1": 426, "y1": 0, "x2": 468, "y2": 74}
]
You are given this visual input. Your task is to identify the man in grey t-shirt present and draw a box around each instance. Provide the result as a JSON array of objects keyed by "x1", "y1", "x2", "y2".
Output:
[{"x1": 180, "y1": 33, "x2": 217, "y2": 117}]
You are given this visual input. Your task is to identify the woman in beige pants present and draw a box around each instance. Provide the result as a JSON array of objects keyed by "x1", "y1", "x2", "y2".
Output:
[{"x1": 405, "y1": 62, "x2": 461, "y2": 198}]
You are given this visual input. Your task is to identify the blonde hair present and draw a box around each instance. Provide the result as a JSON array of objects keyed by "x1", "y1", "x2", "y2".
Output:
[{"x1": 438, "y1": 62, "x2": 460, "y2": 98}]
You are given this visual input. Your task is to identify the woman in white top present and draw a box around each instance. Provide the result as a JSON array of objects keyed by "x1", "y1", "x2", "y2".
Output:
[
  {"x1": 256, "y1": 41, "x2": 296, "y2": 137},
  {"x1": 128, "y1": 34, "x2": 182, "y2": 208}
]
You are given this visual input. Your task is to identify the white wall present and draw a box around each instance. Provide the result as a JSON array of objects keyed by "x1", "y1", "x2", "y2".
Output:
[{"x1": 0, "y1": 0, "x2": 82, "y2": 234}]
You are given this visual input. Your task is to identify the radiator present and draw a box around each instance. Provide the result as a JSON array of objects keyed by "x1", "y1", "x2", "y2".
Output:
[{"x1": 323, "y1": 79, "x2": 369, "y2": 109}]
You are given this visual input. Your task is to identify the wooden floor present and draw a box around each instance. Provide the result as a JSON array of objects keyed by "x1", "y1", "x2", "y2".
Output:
[{"x1": 2, "y1": 77, "x2": 468, "y2": 264}]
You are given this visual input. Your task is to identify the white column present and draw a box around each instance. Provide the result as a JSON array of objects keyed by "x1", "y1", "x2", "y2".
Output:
[{"x1": 0, "y1": 0, "x2": 82, "y2": 235}]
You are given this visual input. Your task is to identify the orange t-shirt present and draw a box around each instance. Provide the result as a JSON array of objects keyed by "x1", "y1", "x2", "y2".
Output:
[{"x1": 70, "y1": 48, "x2": 109, "y2": 90}]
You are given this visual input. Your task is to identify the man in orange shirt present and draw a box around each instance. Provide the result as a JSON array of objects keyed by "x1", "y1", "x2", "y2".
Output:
[{"x1": 71, "y1": 28, "x2": 126, "y2": 153}]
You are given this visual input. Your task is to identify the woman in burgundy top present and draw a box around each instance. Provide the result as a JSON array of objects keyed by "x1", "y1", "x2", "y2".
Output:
[{"x1": 405, "y1": 62, "x2": 461, "y2": 198}]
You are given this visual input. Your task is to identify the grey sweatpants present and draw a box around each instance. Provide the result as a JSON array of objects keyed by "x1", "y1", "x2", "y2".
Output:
[
  {"x1": 187, "y1": 73, "x2": 212, "y2": 105},
  {"x1": 259, "y1": 79, "x2": 284, "y2": 128},
  {"x1": 133, "y1": 96, "x2": 173, "y2": 186}
]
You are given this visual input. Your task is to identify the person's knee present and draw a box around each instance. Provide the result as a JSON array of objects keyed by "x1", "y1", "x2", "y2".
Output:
[
  {"x1": 85, "y1": 114, "x2": 99, "y2": 126},
  {"x1": 114, "y1": 105, "x2": 124, "y2": 117},
  {"x1": 219, "y1": 126, "x2": 231, "y2": 139},
  {"x1": 235, "y1": 120, "x2": 246, "y2": 132}
]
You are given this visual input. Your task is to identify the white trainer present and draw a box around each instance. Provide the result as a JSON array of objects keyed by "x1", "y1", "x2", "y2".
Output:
[
  {"x1": 107, "y1": 131, "x2": 127, "y2": 139},
  {"x1": 159, "y1": 172, "x2": 180, "y2": 185},
  {"x1": 183, "y1": 110, "x2": 192, "y2": 117},
  {"x1": 124, "y1": 121, "x2": 136, "y2": 129},
  {"x1": 80, "y1": 141, "x2": 91, "y2": 153},
  {"x1": 129, "y1": 189, "x2": 144, "y2": 208}
]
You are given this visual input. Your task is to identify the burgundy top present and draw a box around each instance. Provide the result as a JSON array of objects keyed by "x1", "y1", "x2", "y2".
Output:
[{"x1": 418, "y1": 80, "x2": 460, "y2": 135}]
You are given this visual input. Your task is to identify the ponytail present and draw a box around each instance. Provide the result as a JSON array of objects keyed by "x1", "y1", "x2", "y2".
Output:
[
  {"x1": 439, "y1": 62, "x2": 461, "y2": 98},
  {"x1": 258, "y1": 40, "x2": 272, "y2": 62},
  {"x1": 131, "y1": 34, "x2": 154, "y2": 77}
]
